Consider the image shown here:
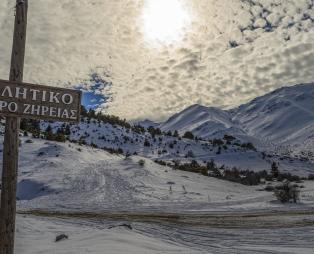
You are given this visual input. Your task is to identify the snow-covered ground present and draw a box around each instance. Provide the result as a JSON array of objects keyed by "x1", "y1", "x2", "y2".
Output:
[
  {"x1": 0, "y1": 129, "x2": 313, "y2": 254},
  {"x1": 0, "y1": 137, "x2": 313, "y2": 212},
  {"x1": 16, "y1": 215, "x2": 314, "y2": 254},
  {"x1": 40, "y1": 117, "x2": 314, "y2": 177}
]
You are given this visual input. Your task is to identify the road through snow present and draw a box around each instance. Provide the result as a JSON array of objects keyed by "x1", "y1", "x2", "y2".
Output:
[{"x1": 15, "y1": 214, "x2": 314, "y2": 254}]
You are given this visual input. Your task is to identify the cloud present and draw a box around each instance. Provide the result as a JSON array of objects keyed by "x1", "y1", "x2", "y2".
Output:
[{"x1": 0, "y1": 0, "x2": 313, "y2": 121}]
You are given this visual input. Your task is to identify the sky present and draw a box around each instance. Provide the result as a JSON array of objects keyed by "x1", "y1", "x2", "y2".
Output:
[{"x1": 0, "y1": 0, "x2": 313, "y2": 121}]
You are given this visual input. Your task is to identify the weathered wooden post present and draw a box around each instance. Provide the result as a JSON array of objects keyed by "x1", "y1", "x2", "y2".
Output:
[
  {"x1": 0, "y1": 1, "x2": 81, "y2": 253},
  {"x1": 0, "y1": 1, "x2": 28, "y2": 253}
]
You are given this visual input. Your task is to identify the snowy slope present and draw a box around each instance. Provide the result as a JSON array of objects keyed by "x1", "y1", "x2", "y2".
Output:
[
  {"x1": 158, "y1": 83, "x2": 314, "y2": 157},
  {"x1": 9, "y1": 138, "x2": 269, "y2": 212},
  {"x1": 38, "y1": 118, "x2": 314, "y2": 176},
  {"x1": 160, "y1": 104, "x2": 244, "y2": 139},
  {"x1": 232, "y1": 83, "x2": 314, "y2": 145},
  {"x1": 0, "y1": 137, "x2": 313, "y2": 213},
  {"x1": 134, "y1": 119, "x2": 159, "y2": 129}
]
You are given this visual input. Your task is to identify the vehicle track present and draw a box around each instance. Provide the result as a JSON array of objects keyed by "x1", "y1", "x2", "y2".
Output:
[{"x1": 18, "y1": 209, "x2": 314, "y2": 229}]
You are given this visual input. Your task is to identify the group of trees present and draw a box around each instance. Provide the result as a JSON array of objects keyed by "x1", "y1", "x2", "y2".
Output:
[
  {"x1": 44, "y1": 125, "x2": 69, "y2": 142},
  {"x1": 20, "y1": 119, "x2": 71, "y2": 143},
  {"x1": 81, "y1": 106, "x2": 131, "y2": 129},
  {"x1": 155, "y1": 159, "x2": 303, "y2": 189},
  {"x1": 20, "y1": 119, "x2": 41, "y2": 138},
  {"x1": 274, "y1": 181, "x2": 300, "y2": 203}
]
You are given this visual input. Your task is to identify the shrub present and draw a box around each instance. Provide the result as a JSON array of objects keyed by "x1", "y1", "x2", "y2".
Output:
[
  {"x1": 241, "y1": 142, "x2": 256, "y2": 151},
  {"x1": 213, "y1": 139, "x2": 224, "y2": 146},
  {"x1": 144, "y1": 139, "x2": 151, "y2": 147},
  {"x1": 274, "y1": 181, "x2": 300, "y2": 203},
  {"x1": 183, "y1": 131, "x2": 194, "y2": 140},
  {"x1": 186, "y1": 150, "x2": 194, "y2": 158},
  {"x1": 265, "y1": 184, "x2": 274, "y2": 192},
  {"x1": 308, "y1": 174, "x2": 314, "y2": 180},
  {"x1": 138, "y1": 159, "x2": 145, "y2": 167},
  {"x1": 223, "y1": 134, "x2": 236, "y2": 142}
]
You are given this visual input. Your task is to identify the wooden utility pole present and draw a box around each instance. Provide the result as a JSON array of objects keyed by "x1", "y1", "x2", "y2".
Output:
[{"x1": 0, "y1": 1, "x2": 28, "y2": 253}]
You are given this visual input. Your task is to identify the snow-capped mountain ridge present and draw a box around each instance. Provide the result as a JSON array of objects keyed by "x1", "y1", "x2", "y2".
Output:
[
  {"x1": 232, "y1": 83, "x2": 314, "y2": 145},
  {"x1": 160, "y1": 83, "x2": 314, "y2": 147},
  {"x1": 160, "y1": 104, "x2": 239, "y2": 139}
]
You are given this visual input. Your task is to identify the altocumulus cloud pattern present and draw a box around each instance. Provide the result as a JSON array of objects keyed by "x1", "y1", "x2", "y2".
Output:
[{"x1": 0, "y1": 0, "x2": 313, "y2": 120}]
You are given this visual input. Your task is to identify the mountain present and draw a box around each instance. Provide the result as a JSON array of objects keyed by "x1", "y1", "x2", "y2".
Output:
[
  {"x1": 134, "y1": 119, "x2": 159, "y2": 129},
  {"x1": 160, "y1": 83, "x2": 314, "y2": 149},
  {"x1": 160, "y1": 104, "x2": 245, "y2": 139},
  {"x1": 231, "y1": 83, "x2": 314, "y2": 145}
]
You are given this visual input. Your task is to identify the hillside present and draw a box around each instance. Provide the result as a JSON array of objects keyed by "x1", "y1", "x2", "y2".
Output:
[
  {"x1": 37, "y1": 116, "x2": 314, "y2": 177},
  {"x1": 0, "y1": 137, "x2": 313, "y2": 213}
]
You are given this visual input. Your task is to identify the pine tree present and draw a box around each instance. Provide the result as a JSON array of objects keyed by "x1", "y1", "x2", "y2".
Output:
[
  {"x1": 206, "y1": 159, "x2": 216, "y2": 171},
  {"x1": 173, "y1": 130, "x2": 179, "y2": 137},
  {"x1": 45, "y1": 125, "x2": 55, "y2": 141},
  {"x1": 65, "y1": 124, "x2": 71, "y2": 135},
  {"x1": 271, "y1": 162, "x2": 279, "y2": 178}
]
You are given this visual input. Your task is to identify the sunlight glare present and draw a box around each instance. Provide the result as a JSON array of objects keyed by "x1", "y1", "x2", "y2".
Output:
[{"x1": 141, "y1": 0, "x2": 191, "y2": 45}]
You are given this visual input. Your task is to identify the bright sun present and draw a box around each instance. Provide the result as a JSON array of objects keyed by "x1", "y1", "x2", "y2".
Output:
[{"x1": 141, "y1": 0, "x2": 191, "y2": 45}]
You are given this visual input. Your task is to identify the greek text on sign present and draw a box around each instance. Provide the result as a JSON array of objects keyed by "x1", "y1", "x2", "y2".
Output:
[{"x1": 0, "y1": 79, "x2": 81, "y2": 122}]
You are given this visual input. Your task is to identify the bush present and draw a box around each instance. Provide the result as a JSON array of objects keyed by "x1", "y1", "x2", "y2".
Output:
[
  {"x1": 264, "y1": 184, "x2": 274, "y2": 192},
  {"x1": 186, "y1": 150, "x2": 194, "y2": 158},
  {"x1": 144, "y1": 139, "x2": 151, "y2": 147},
  {"x1": 241, "y1": 142, "x2": 256, "y2": 151},
  {"x1": 223, "y1": 134, "x2": 236, "y2": 142},
  {"x1": 183, "y1": 131, "x2": 194, "y2": 140},
  {"x1": 274, "y1": 181, "x2": 300, "y2": 203},
  {"x1": 308, "y1": 174, "x2": 314, "y2": 180},
  {"x1": 138, "y1": 159, "x2": 145, "y2": 167}
]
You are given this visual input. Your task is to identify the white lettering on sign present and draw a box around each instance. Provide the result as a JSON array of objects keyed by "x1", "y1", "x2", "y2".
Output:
[
  {"x1": 31, "y1": 105, "x2": 40, "y2": 115},
  {"x1": 49, "y1": 92, "x2": 60, "y2": 103},
  {"x1": 0, "y1": 80, "x2": 81, "y2": 122},
  {"x1": 23, "y1": 104, "x2": 31, "y2": 114},
  {"x1": 41, "y1": 106, "x2": 49, "y2": 116},
  {"x1": 42, "y1": 90, "x2": 47, "y2": 102},
  {"x1": 62, "y1": 94, "x2": 73, "y2": 105},
  {"x1": 20, "y1": 104, "x2": 78, "y2": 120},
  {"x1": 0, "y1": 101, "x2": 8, "y2": 111},
  {"x1": 0, "y1": 86, "x2": 76, "y2": 106},
  {"x1": 15, "y1": 87, "x2": 27, "y2": 99},
  {"x1": 30, "y1": 89, "x2": 40, "y2": 100},
  {"x1": 8, "y1": 102, "x2": 18, "y2": 112},
  {"x1": 1, "y1": 86, "x2": 13, "y2": 98}
]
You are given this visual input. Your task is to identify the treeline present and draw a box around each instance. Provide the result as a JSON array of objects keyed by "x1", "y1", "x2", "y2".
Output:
[
  {"x1": 81, "y1": 106, "x2": 131, "y2": 129},
  {"x1": 155, "y1": 159, "x2": 304, "y2": 186},
  {"x1": 20, "y1": 118, "x2": 71, "y2": 143}
]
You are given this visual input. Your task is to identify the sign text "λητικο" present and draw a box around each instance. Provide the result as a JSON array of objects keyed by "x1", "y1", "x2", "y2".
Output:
[{"x1": 0, "y1": 79, "x2": 81, "y2": 122}]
